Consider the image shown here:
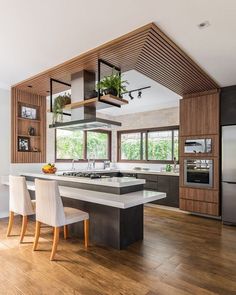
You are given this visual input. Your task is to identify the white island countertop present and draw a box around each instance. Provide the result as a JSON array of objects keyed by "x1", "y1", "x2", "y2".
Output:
[
  {"x1": 2, "y1": 180, "x2": 166, "y2": 209},
  {"x1": 21, "y1": 173, "x2": 146, "y2": 188}
]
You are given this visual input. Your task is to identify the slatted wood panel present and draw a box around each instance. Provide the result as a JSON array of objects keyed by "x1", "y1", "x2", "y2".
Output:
[
  {"x1": 12, "y1": 23, "x2": 218, "y2": 97},
  {"x1": 179, "y1": 91, "x2": 220, "y2": 216},
  {"x1": 11, "y1": 87, "x2": 46, "y2": 163}
]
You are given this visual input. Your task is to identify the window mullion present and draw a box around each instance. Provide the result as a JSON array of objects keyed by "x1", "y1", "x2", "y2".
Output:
[
  {"x1": 84, "y1": 131, "x2": 87, "y2": 160},
  {"x1": 171, "y1": 130, "x2": 174, "y2": 161}
]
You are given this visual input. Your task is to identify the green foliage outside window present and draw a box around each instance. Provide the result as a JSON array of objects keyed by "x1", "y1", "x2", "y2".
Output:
[
  {"x1": 56, "y1": 130, "x2": 109, "y2": 160},
  {"x1": 87, "y1": 132, "x2": 108, "y2": 159},
  {"x1": 120, "y1": 129, "x2": 179, "y2": 162}
]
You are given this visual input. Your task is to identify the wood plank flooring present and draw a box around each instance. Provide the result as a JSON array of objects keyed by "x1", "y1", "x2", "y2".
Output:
[{"x1": 0, "y1": 207, "x2": 235, "y2": 295}]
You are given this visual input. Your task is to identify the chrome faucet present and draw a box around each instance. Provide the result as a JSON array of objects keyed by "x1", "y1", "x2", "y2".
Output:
[
  {"x1": 173, "y1": 157, "x2": 177, "y2": 173},
  {"x1": 72, "y1": 158, "x2": 79, "y2": 171},
  {"x1": 92, "y1": 158, "x2": 96, "y2": 169},
  {"x1": 87, "y1": 159, "x2": 92, "y2": 170}
]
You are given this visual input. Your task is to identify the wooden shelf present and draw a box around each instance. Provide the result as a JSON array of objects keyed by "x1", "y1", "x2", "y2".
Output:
[
  {"x1": 64, "y1": 98, "x2": 97, "y2": 110},
  {"x1": 18, "y1": 134, "x2": 41, "y2": 138},
  {"x1": 17, "y1": 151, "x2": 41, "y2": 153},
  {"x1": 64, "y1": 95, "x2": 128, "y2": 110},
  {"x1": 99, "y1": 94, "x2": 128, "y2": 106},
  {"x1": 18, "y1": 117, "x2": 40, "y2": 123}
]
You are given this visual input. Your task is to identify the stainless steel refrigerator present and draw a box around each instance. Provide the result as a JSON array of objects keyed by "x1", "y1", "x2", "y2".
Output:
[{"x1": 222, "y1": 125, "x2": 236, "y2": 224}]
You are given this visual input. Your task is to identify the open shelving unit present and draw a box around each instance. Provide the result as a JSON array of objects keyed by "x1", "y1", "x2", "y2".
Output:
[{"x1": 11, "y1": 88, "x2": 46, "y2": 163}]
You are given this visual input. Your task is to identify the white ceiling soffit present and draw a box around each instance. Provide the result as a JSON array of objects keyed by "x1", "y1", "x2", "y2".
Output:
[
  {"x1": 98, "y1": 70, "x2": 181, "y2": 116},
  {"x1": 0, "y1": 0, "x2": 236, "y2": 88}
]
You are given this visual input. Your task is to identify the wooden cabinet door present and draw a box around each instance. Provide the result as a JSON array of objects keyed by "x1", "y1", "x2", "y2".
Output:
[
  {"x1": 180, "y1": 93, "x2": 219, "y2": 137},
  {"x1": 153, "y1": 176, "x2": 179, "y2": 208}
]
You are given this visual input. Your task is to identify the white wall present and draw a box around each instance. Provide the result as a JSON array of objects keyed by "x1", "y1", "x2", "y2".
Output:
[{"x1": 0, "y1": 88, "x2": 10, "y2": 218}]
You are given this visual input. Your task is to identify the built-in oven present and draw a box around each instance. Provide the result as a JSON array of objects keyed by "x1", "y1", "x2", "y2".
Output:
[
  {"x1": 184, "y1": 159, "x2": 213, "y2": 188},
  {"x1": 184, "y1": 138, "x2": 212, "y2": 154}
]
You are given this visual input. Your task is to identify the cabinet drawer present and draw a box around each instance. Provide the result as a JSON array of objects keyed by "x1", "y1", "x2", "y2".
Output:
[
  {"x1": 137, "y1": 173, "x2": 158, "y2": 182},
  {"x1": 180, "y1": 187, "x2": 219, "y2": 203},
  {"x1": 180, "y1": 198, "x2": 219, "y2": 216}
]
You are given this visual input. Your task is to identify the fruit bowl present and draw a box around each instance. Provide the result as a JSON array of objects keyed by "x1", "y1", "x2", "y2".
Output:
[{"x1": 42, "y1": 164, "x2": 57, "y2": 174}]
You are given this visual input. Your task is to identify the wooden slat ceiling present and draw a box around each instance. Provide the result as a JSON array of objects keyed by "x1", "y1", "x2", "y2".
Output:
[{"x1": 13, "y1": 23, "x2": 219, "y2": 96}]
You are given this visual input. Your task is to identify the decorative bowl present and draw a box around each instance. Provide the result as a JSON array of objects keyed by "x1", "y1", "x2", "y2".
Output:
[{"x1": 42, "y1": 166, "x2": 57, "y2": 174}]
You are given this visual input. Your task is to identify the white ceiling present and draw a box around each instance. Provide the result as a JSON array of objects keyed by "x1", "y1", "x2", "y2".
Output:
[
  {"x1": 0, "y1": 0, "x2": 236, "y2": 89},
  {"x1": 98, "y1": 70, "x2": 180, "y2": 115}
]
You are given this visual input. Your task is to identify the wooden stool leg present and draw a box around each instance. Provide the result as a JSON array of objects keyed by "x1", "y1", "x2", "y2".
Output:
[
  {"x1": 20, "y1": 216, "x2": 28, "y2": 243},
  {"x1": 63, "y1": 225, "x2": 68, "y2": 240},
  {"x1": 84, "y1": 219, "x2": 89, "y2": 248},
  {"x1": 50, "y1": 227, "x2": 60, "y2": 261},
  {"x1": 6, "y1": 211, "x2": 14, "y2": 237},
  {"x1": 33, "y1": 221, "x2": 41, "y2": 251}
]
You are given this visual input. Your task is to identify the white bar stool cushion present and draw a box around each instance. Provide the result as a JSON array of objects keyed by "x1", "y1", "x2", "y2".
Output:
[{"x1": 64, "y1": 207, "x2": 89, "y2": 225}]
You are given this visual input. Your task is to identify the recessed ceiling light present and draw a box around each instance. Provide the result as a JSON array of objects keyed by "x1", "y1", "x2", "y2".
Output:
[{"x1": 198, "y1": 21, "x2": 210, "y2": 29}]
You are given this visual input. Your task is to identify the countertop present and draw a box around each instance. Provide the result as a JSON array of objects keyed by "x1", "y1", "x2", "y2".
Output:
[
  {"x1": 119, "y1": 169, "x2": 179, "y2": 177},
  {"x1": 2, "y1": 180, "x2": 166, "y2": 209},
  {"x1": 21, "y1": 173, "x2": 146, "y2": 188},
  {"x1": 55, "y1": 168, "x2": 179, "y2": 177}
]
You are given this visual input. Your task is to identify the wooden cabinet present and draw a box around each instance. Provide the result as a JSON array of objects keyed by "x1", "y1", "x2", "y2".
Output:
[
  {"x1": 221, "y1": 85, "x2": 236, "y2": 126},
  {"x1": 180, "y1": 92, "x2": 219, "y2": 137},
  {"x1": 179, "y1": 90, "x2": 220, "y2": 217},
  {"x1": 180, "y1": 199, "x2": 219, "y2": 216}
]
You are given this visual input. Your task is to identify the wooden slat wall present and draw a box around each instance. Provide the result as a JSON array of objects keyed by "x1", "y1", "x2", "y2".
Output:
[
  {"x1": 179, "y1": 90, "x2": 220, "y2": 216},
  {"x1": 12, "y1": 23, "x2": 218, "y2": 97},
  {"x1": 11, "y1": 87, "x2": 46, "y2": 163}
]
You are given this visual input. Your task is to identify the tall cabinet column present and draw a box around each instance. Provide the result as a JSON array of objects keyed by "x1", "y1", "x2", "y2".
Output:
[{"x1": 179, "y1": 90, "x2": 220, "y2": 216}]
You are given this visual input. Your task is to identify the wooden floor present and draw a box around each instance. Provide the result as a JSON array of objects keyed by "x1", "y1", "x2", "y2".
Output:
[{"x1": 0, "y1": 207, "x2": 236, "y2": 295}]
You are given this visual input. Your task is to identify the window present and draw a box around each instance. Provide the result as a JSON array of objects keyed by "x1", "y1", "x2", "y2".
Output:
[
  {"x1": 118, "y1": 126, "x2": 179, "y2": 163},
  {"x1": 56, "y1": 129, "x2": 111, "y2": 161},
  {"x1": 87, "y1": 131, "x2": 109, "y2": 160},
  {"x1": 120, "y1": 132, "x2": 142, "y2": 160}
]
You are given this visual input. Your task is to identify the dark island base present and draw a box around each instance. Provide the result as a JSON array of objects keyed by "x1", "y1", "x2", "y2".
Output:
[{"x1": 62, "y1": 197, "x2": 144, "y2": 250}]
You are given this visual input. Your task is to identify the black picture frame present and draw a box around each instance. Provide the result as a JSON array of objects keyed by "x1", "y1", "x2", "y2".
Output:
[
  {"x1": 18, "y1": 137, "x2": 30, "y2": 152},
  {"x1": 21, "y1": 105, "x2": 37, "y2": 120}
]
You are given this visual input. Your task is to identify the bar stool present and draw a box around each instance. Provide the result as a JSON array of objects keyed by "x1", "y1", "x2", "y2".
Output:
[
  {"x1": 33, "y1": 179, "x2": 89, "y2": 261},
  {"x1": 7, "y1": 175, "x2": 35, "y2": 243}
]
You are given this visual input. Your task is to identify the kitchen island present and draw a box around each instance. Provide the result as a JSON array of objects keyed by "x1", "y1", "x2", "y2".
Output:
[{"x1": 7, "y1": 173, "x2": 166, "y2": 249}]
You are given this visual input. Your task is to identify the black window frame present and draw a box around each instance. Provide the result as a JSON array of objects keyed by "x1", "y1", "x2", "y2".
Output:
[{"x1": 117, "y1": 126, "x2": 179, "y2": 164}]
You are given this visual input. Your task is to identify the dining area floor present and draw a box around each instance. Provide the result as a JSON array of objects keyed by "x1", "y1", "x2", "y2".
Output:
[{"x1": 0, "y1": 207, "x2": 235, "y2": 295}]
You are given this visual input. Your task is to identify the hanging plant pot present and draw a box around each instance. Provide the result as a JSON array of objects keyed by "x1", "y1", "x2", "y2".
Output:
[
  {"x1": 104, "y1": 88, "x2": 118, "y2": 96},
  {"x1": 96, "y1": 70, "x2": 129, "y2": 98},
  {"x1": 52, "y1": 93, "x2": 71, "y2": 124}
]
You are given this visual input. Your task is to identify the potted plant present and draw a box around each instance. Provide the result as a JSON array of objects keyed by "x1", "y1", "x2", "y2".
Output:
[
  {"x1": 96, "y1": 70, "x2": 128, "y2": 97},
  {"x1": 52, "y1": 92, "x2": 71, "y2": 124}
]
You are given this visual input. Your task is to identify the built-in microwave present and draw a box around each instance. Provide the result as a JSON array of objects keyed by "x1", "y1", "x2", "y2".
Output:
[
  {"x1": 184, "y1": 138, "x2": 212, "y2": 154},
  {"x1": 184, "y1": 159, "x2": 213, "y2": 188}
]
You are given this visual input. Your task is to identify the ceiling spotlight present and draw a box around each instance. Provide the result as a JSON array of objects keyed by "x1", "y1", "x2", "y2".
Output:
[
  {"x1": 129, "y1": 92, "x2": 134, "y2": 100},
  {"x1": 197, "y1": 21, "x2": 210, "y2": 29},
  {"x1": 137, "y1": 91, "x2": 142, "y2": 99}
]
